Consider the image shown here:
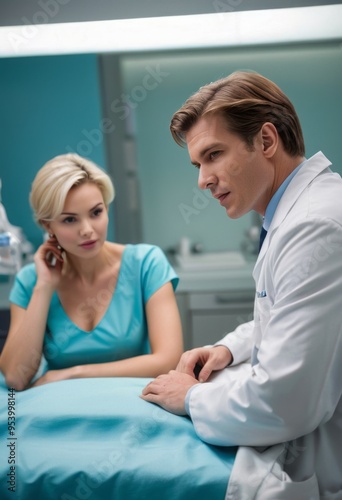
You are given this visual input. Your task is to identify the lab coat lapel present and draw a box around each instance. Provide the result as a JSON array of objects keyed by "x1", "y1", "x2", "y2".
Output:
[{"x1": 253, "y1": 152, "x2": 331, "y2": 281}]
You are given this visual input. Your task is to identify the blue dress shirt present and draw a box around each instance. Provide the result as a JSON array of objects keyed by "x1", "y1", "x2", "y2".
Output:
[{"x1": 263, "y1": 159, "x2": 306, "y2": 231}]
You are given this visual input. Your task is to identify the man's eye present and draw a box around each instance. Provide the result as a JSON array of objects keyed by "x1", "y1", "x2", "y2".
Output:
[{"x1": 209, "y1": 151, "x2": 220, "y2": 160}]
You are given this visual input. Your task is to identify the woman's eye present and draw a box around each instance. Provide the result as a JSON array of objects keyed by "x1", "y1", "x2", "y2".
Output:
[
  {"x1": 92, "y1": 208, "x2": 103, "y2": 217},
  {"x1": 62, "y1": 216, "x2": 76, "y2": 224}
]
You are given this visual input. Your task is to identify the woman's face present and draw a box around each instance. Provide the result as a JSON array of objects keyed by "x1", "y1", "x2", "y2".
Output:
[{"x1": 48, "y1": 182, "x2": 109, "y2": 258}]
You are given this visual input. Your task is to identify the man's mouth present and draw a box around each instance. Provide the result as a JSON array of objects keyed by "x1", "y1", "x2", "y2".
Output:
[{"x1": 215, "y1": 192, "x2": 230, "y2": 205}]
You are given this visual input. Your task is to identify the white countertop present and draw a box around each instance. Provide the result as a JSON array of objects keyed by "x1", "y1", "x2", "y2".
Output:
[
  {"x1": 175, "y1": 261, "x2": 256, "y2": 293},
  {"x1": 1, "y1": 259, "x2": 257, "y2": 307}
]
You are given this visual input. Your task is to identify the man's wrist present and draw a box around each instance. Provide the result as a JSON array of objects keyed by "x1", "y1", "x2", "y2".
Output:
[
  {"x1": 185, "y1": 385, "x2": 197, "y2": 417},
  {"x1": 214, "y1": 344, "x2": 234, "y2": 366}
]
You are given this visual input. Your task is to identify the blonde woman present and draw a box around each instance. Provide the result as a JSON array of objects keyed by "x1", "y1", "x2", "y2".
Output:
[{"x1": 0, "y1": 154, "x2": 183, "y2": 391}]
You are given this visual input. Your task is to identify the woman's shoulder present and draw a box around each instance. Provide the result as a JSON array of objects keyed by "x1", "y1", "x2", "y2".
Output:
[
  {"x1": 105, "y1": 242, "x2": 126, "y2": 259},
  {"x1": 10, "y1": 262, "x2": 37, "y2": 306},
  {"x1": 123, "y1": 243, "x2": 166, "y2": 262},
  {"x1": 104, "y1": 242, "x2": 169, "y2": 273},
  {"x1": 105, "y1": 242, "x2": 164, "y2": 259},
  {"x1": 15, "y1": 262, "x2": 37, "y2": 284}
]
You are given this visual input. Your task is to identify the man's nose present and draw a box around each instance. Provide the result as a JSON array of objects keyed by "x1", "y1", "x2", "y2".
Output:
[{"x1": 198, "y1": 168, "x2": 215, "y2": 191}]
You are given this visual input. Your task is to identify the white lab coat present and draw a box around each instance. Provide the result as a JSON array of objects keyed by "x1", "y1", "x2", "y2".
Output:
[{"x1": 187, "y1": 152, "x2": 342, "y2": 499}]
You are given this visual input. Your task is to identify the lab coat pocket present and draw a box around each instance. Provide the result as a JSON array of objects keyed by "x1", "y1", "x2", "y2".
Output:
[
  {"x1": 226, "y1": 443, "x2": 320, "y2": 500},
  {"x1": 254, "y1": 295, "x2": 272, "y2": 346},
  {"x1": 257, "y1": 467, "x2": 320, "y2": 500},
  {"x1": 255, "y1": 295, "x2": 272, "y2": 324}
]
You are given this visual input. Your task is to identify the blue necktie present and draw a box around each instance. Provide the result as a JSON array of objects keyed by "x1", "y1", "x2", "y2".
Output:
[{"x1": 259, "y1": 226, "x2": 267, "y2": 252}]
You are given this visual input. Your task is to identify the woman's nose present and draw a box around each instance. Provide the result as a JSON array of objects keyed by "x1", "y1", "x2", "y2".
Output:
[{"x1": 80, "y1": 219, "x2": 93, "y2": 236}]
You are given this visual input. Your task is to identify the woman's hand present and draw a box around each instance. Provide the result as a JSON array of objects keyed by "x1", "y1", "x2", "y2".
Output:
[
  {"x1": 29, "y1": 368, "x2": 77, "y2": 388},
  {"x1": 176, "y1": 346, "x2": 233, "y2": 382},
  {"x1": 34, "y1": 236, "x2": 64, "y2": 289}
]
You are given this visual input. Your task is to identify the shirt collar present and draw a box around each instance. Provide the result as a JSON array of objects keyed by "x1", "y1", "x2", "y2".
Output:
[{"x1": 263, "y1": 158, "x2": 306, "y2": 231}]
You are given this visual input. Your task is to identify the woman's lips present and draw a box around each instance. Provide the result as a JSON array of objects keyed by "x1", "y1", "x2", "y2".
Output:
[{"x1": 80, "y1": 240, "x2": 97, "y2": 249}]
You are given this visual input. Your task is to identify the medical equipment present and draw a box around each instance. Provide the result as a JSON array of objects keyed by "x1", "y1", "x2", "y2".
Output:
[
  {"x1": 0, "y1": 179, "x2": 32, "y2": 275},
  {"x1": 0, "y1": 231, "x2": 21, "y2": 275}
]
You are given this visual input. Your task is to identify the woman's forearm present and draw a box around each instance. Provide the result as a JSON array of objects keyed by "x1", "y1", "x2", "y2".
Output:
[
  {"x1": 0, "y1": 284, "x2": 54, "y2": 390},
  {"x1": 72, "y1": 352, "x2": 180, "y2": 380}
]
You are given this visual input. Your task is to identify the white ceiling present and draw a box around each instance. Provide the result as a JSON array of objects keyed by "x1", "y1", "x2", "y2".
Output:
[{"x1": 1, "y1": 0, "x2": 341, "y2": 26}]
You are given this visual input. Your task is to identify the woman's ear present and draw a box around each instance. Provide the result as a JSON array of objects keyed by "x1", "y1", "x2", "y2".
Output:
[
  {"x1": 261, "y1": 122, "x2": 278, "y2": 158},
  {"x1": 40, "y1": 220, "x2": 51, "y2": 234}
]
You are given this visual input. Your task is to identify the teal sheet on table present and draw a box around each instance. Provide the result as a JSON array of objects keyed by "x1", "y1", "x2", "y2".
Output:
[{"x1": 0, "y1": 374, "x2": 236, "y2": 499}]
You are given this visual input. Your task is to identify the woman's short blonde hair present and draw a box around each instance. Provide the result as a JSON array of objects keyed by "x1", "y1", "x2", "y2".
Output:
[{"x1": 30, "y1": 153, "x2": 115, "y2": 224}]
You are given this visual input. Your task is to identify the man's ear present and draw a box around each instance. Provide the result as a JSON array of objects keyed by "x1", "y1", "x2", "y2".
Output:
[{"x1": 261, "y1": 122, "x2": 278, "y2": 158}]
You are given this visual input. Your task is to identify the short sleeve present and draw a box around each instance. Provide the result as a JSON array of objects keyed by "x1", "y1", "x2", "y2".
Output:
[
  {"x1": 139, "y1": 245, "x2": 179, "y2": 303},
  {"x1": 9, "y1": 263, "x2": 37, "y2": 309}
]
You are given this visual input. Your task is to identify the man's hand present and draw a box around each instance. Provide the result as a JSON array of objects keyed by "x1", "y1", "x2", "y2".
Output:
[
  {"x1": 141, "y1": 371, "x2": 199, "y2": 415},
  {"x1": 176, "y1": 346, "x2": 233, "y2": 382}
]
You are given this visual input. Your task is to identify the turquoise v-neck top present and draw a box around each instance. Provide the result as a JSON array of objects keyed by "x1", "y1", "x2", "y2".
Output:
[{"x1": 9, "y1": 244, "x2": 178, "y2": 370}]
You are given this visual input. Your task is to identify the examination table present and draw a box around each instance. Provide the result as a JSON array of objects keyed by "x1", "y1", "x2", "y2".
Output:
[{"x1": 0, "y1": 373, "x2": 236, "y2": 499}]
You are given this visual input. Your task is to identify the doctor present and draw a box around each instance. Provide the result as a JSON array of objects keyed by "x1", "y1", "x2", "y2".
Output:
[{"x1": 141, "y1": 71, "x2": 342, "y2": 499}]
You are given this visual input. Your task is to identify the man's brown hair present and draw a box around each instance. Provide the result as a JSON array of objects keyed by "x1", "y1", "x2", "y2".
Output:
[{"x1": 170, "y1": 71, "x2": 305, "y2": 157}]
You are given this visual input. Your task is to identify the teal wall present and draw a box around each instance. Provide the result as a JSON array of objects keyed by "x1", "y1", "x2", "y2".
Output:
[
  {"x1": 122, "y1": 42, "x2": 342, "y2": 253},
  {"x1": 0, "y1": 43, "x2": 341, "y2": 255},
  {"x1": 0, "y1": 54, "x2": 112, "y2": 249}
]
